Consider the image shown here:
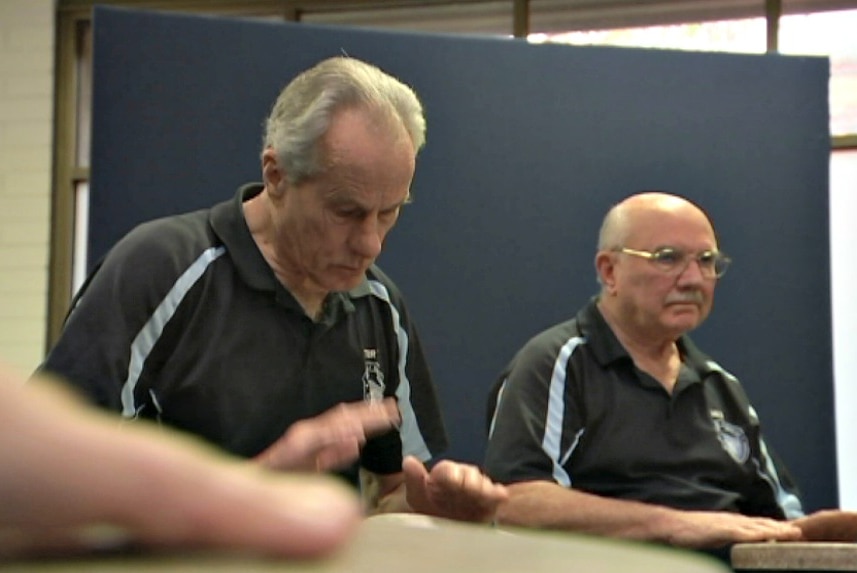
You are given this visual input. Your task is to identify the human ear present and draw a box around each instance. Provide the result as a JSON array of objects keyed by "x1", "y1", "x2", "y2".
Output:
[
  {"x1": 595, "y1": 252, "x2": 617, "y2": 294},
  {"x1": 261, "y1": 148, "x2": 285, "y2": 195}
]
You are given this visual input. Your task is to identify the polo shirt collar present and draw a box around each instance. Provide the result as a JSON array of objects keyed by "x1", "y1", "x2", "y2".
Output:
[
  {"x1": 577, "y1": 296, "x2": 630, "y2": 367},
  {"x1": 577, "y1": 295, "x2": 715, "y2": 376},
  {"x1": 210, "y1": 183, "x2": 278, "y2": 292},
  {"x1": 676, "y1": 335, "x2": 717, "y2": 376}
]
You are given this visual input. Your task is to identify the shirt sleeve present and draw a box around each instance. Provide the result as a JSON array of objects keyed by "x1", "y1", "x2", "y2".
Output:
[
  {"x1": 484, "y1": 333, "x2": 584, "y2": 486},
  {"x1": 37, "y1": 218, "x2": 202, "y2": 414},
  {"x1": 752, "y1": 438, "x2": 805, "y2": 519}
]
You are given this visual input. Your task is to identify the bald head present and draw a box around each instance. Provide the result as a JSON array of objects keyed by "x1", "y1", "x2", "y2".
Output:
[
  {"x1": 597, "y1": 192, "x2": 717, "y2": 252},
  {"x1": 594, "y1": 191, "x2": 722, "y2": 342}
]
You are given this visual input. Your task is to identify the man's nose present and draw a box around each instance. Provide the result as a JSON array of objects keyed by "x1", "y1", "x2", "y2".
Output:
[
  {"x1": 676, "y1": 256, "x2": 706, "y2": 284},
  {"x1": 352, "y1": 216, "x2": 383, "y2": 259}
]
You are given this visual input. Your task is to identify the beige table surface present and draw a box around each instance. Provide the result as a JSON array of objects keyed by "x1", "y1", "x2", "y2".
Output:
[
  {"x1": 0, "y1": 513, "x2": 729, "y2": 573},
  {"x1": 732, "y1": 542, "x2": 857, "y2": 571}
]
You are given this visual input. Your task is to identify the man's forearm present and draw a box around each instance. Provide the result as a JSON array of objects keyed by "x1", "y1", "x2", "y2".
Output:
[
  {"x1": 498, "y1": 480, "x2": 805, "y2": 549},
  {"x1": 498, "y1": 480, "x2": 675, "y2": 541}
]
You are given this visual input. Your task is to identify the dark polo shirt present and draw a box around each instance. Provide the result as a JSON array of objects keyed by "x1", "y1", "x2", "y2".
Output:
[
  {"x1": 42, "y1": 184, "x2": 448, "y2": 487},
  {"x1": 485, "y1": 297, "x2": 802, "y2": 519}
]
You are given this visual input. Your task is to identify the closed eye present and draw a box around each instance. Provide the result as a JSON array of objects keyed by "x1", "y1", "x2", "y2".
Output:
[{"x1": 379, "y1": 206, "x2": 400, "y2": 223}]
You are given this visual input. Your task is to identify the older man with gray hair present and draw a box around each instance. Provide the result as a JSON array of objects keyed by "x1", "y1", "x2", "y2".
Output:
[{"x1": 41, "y1": 56, "x2": 505, "y2": 523}]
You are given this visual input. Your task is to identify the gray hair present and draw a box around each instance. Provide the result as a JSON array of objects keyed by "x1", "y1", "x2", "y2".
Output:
[{"x1": 262, "y1": 56, "x2": 426, "y2": 185}]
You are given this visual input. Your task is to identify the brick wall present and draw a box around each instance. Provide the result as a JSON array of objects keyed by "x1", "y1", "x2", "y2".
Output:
[{"x1": 0, "y1": 0, "x2": 54, "y2": 374}]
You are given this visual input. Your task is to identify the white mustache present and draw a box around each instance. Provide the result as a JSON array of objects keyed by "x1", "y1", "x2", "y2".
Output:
[{"x1": 666, "y1": 291, "x2": 704, "y2": 304}]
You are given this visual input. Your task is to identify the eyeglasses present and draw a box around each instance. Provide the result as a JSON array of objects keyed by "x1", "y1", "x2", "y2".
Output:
[{"x1": 616, "y1": 247, "x2": 732, "y2": 279}]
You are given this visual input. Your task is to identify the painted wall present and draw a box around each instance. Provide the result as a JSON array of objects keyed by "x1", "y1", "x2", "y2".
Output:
[{"x1": 0, "y1": 0, "x2": 53, "y2": 375}]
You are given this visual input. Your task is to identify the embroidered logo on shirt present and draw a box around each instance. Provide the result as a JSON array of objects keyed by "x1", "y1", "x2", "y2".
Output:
[
  {"x1": 362, "y1": 348, "x2": 385, "y2": 403},
  {"x1": 711, "y1": 410, "x2": 750, "y2": 464}
]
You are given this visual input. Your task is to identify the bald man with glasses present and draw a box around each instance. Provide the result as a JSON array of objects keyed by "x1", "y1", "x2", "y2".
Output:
[{"x1": 484, "y1": 192, "x2": 856, "y2": 554}]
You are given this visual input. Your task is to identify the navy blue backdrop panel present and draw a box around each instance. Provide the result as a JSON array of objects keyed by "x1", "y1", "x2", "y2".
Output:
[{"x1": 90, "y1": 6, "x2": 835, "y2": 510}]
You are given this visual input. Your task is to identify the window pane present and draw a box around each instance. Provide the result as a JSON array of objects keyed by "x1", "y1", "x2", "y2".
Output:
[
  {"x1": 72, "y1": 181, "x2": 89, "y2": 297},
  {"x1": 76, "y1": 20, "x2": 92, "y2": 169},
  {"x1": 830, "y1": 149, "x2": 857, "y2": 509},
  {"x1": 301, "y1": 2, "x2": 513, "y2": 36},
  {"x1": 779, "y1": 9, "x2": 857, "y2": 136},
  {"x1": 529, "y1": 18, "x2": 766, "y2": 54}
]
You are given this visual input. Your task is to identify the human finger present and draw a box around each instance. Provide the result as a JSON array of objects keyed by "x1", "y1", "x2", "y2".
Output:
[
  {"x1": 426, "y1": 462, "x2": 507, "y2": 523},
  {"x1": 135, "y1": 469, "x2": 361, "y2": 558},
  {"x1": 330, "y1": 398, "x2": 401, "y2": 438},
  {"x1": 793, "y1": 510, "x2": 857, "y2": 542},
  {"x1": 221, "y1": 472, "x2": 362, "y2": 557},
  {"x1": 430, "y1": 461, "x2": 506, "y2": 498},
  {"x1": 314, "y1": 436, "x2": 364, "y2": 472},
  {"x1": 0, "y1": 494, "x2": 358, "y2": 560},
  {"x1": 732, "y1": 517, "x2": 802, "y2": 543},
  {"x1": 403, "y1": 454, "x2": 430, "y2": 481},
  {"x1": 429, "y1": 459, "x2": 464, "y2": 487}
]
